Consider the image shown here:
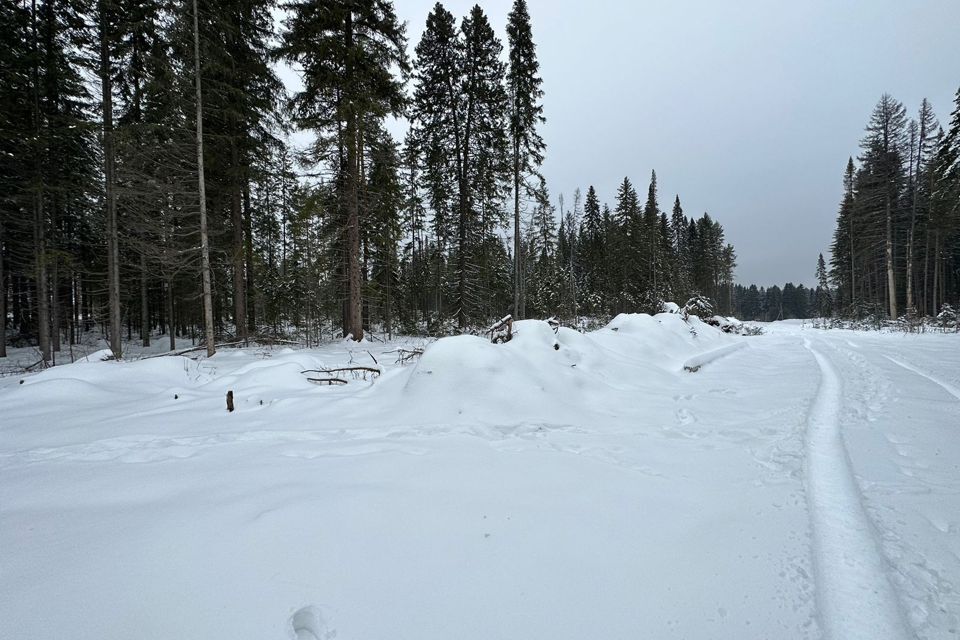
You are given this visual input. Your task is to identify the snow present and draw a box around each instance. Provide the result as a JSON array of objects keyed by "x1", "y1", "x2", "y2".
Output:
[{"x1": 2, "y1": 315, "x2": 959, "y2": 639}]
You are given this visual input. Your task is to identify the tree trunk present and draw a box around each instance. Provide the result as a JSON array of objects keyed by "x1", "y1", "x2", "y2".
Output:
[
  {"x1": 140, "y1": 252, "x2": 150, "y2": 346},
  {"x1": 343, "y1": 11, "x2": 363, "y2": 341},
  {"x1": 230, "y1": 140, "x2": 247, "y2": 344},
  {"x1": 932, "y1": 231, "x2": 939, "y2": 316},
  {"x1": 70, "y1": 270, "x2": 77, "y2": 346},
  {"x1": 51, "y1": 242, "x2": 60, "y2": 352},
  {"x1": 30, "y1": 0, "x2": 50, "y2": 363},
  {"x1": 243, "y1": 176, "x2": 255, "y2": 334},
  {"x1": 99, "y1": 0, "x2": 122, "y2": 359},
  {"x1": 906, "y1": 230, "x2": 915, "y2": 315},
  {"x1": 885, "y1": 194, "x2": 897, "y2": 319},
  {"x1": 166, "y1": 277, "x2": 176, "y2": 351},
  {"x1": 193, "y1": 0, "x2": 215, "y2": 357},
  {"x1": 923, "y1": 230, "x2": 930, "y2": 316},
  {"x1": 513, "y1": 139, "x2": 521, "y2": 320},
  {"x1": 0, "y1": 219, "x2": 6, "y2": 358},
  {"x1": 849, "y1": 209, "x2": 855, "y2": 307}
]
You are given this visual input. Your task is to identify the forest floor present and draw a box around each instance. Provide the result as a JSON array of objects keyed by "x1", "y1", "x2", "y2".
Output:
[{"x1": 1, "y1": 315, "x2": 959, "y2": 639}]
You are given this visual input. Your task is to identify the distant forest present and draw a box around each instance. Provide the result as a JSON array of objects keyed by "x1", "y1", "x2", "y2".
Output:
[{"x1": 1, "y1": 1, "x2": 958, "y2": 364}]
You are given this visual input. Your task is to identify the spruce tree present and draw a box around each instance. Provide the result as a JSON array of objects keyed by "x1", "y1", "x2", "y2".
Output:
[
  {"x1": 506, "y1": 0, "x2": 545, "y2": 319},
  {"x1": 815, "y1": 253, "x2": 832, "y2": 317},
  {"x1": 859, "y1": 94, "x2": 908, "y2": 318},
  {"x1": 278, "y1": 0, "x2": 407, "y2": 340},
  {"x1": 830, "y1": 158, "x2": 857, "y2": 311}
]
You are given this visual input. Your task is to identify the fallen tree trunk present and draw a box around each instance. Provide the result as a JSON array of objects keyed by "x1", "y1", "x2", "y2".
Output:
[{"x1": 306, "y1": 377, "x2": 349, "y2": 385}]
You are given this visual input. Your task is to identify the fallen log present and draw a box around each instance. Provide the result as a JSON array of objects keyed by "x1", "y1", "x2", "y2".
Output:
[
  {"x1": 306, "y1": 377, "x2": 348, "y2": 385},
  {"x1": 142, "y1": 340, "x2": 246, "y2": 359}
]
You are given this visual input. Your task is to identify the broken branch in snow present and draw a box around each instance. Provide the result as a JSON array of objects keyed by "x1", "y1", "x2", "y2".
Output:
[
  {"x1": 489, "y1": 315, "x2": 513, "y2": 344},
  {"x1": 545, "y1": 316, "x2": 561, "y2": 334},
  {"x1": 385, "y1": 348, "x2": 424, "y2": 365},
  {"x1": 301, "y1": 366, "x2": 382, "y2": 384}
]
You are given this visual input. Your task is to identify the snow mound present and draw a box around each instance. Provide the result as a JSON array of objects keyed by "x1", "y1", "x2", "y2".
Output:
[{"x1": 391, "y1": 314, "x2": 732, "y2": 423}]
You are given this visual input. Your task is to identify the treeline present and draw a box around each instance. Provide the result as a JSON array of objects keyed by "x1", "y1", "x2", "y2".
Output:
[
  {"x1": 0, "y1": 0, "x2": 738, "y2": 362},
  {"x1": 730, "y1": 282, "x2": 819, "y2": 322},
  {"x1": 828, "y1": 90, "x2": 960, "y2": 319}
]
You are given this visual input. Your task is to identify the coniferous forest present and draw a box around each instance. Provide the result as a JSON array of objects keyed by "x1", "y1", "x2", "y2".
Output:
[
  {"x1": 0, "y1": 0, "x2": 737, "y2": 361},
  {"x1": 1, "y1": 0, "x2": 958, "y2": 364},
  {"x1": 722, "y1": 91, "x2": 960, "y2": 325}
]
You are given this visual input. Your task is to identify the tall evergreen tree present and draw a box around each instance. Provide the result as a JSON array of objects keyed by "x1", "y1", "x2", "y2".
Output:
[
  {"x1": 815, "y1": 253, "x2": 832, "y2": 317},
  {"x1": 830, "y1": 158, "x2": 857, "y2": 311},
  {"x1": 859, "y1": 94, "x2": 908, "y2": 318},
  {"x1": 506, "y1": 0, "x2": 544, "y2": 319},
  {"x1": 278, "y1": 0, "x2": 408, "y2": 340}
]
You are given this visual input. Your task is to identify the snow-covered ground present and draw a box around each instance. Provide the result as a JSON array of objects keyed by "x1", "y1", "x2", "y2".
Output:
[{"x1": 1, "y1": 315, "x2": 958, "y2": 639}]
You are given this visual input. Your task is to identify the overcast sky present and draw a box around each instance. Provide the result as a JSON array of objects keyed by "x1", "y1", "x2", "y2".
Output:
[{"x1": 281, "y1": 0, "x2": 960, "y2": 286}]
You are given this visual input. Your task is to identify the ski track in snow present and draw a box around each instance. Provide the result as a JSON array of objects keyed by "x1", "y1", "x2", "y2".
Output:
[
  {"x1": 802, "y1": 338, "x2": 912, "y2": 640},
  {"x1": 883, "y1": 355, "x2": 960, "y2": 401}
]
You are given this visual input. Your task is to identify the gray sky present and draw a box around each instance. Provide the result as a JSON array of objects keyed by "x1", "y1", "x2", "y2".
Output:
[{"x1": 281, "y1": 0, "x2": 960, "y2": 287}]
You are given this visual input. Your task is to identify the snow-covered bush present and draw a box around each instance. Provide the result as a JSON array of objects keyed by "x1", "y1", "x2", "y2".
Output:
[
  {"x1": 681, "y1": 295, "x2": 715, "y2": 320},
  {"x1": 937, "y1": 304, "x2": 958, "y2": 331}
]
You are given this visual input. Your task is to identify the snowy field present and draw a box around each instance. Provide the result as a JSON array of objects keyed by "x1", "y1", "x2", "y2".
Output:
[{"x1": 1, "y1": 315, "x2": 959, "y2": 639}]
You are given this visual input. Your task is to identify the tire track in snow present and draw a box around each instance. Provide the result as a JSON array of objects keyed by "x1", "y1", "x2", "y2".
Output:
[
  {"x1": 883, "y1": 355, "x2": 960, "y2": 401},
  {"x1": 801, "y1": 338, "x2": 911, "y2": 640}
]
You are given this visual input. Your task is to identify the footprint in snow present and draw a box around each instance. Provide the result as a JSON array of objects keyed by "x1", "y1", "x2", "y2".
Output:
[{"x1": 290, "y1": 606, "x2": 332, "y2": 640}]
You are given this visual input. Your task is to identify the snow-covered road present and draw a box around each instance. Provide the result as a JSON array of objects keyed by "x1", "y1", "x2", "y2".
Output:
[{"x1": 1, "y1": 319, "x2": 958, "y2": 639}]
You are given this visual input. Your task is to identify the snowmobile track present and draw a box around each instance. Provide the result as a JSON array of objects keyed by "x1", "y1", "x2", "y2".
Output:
[
  {"x1": 802, "y1": 338, "x2": 911, "y2": 640},
  {"x1": 883, "y1": 355, "x2": 960, "y2": 402}
]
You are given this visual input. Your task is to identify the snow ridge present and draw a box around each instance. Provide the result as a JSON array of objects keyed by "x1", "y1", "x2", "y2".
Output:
[{"x1": 802, "y1": 338, "x2": 911, "y2": 640}]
